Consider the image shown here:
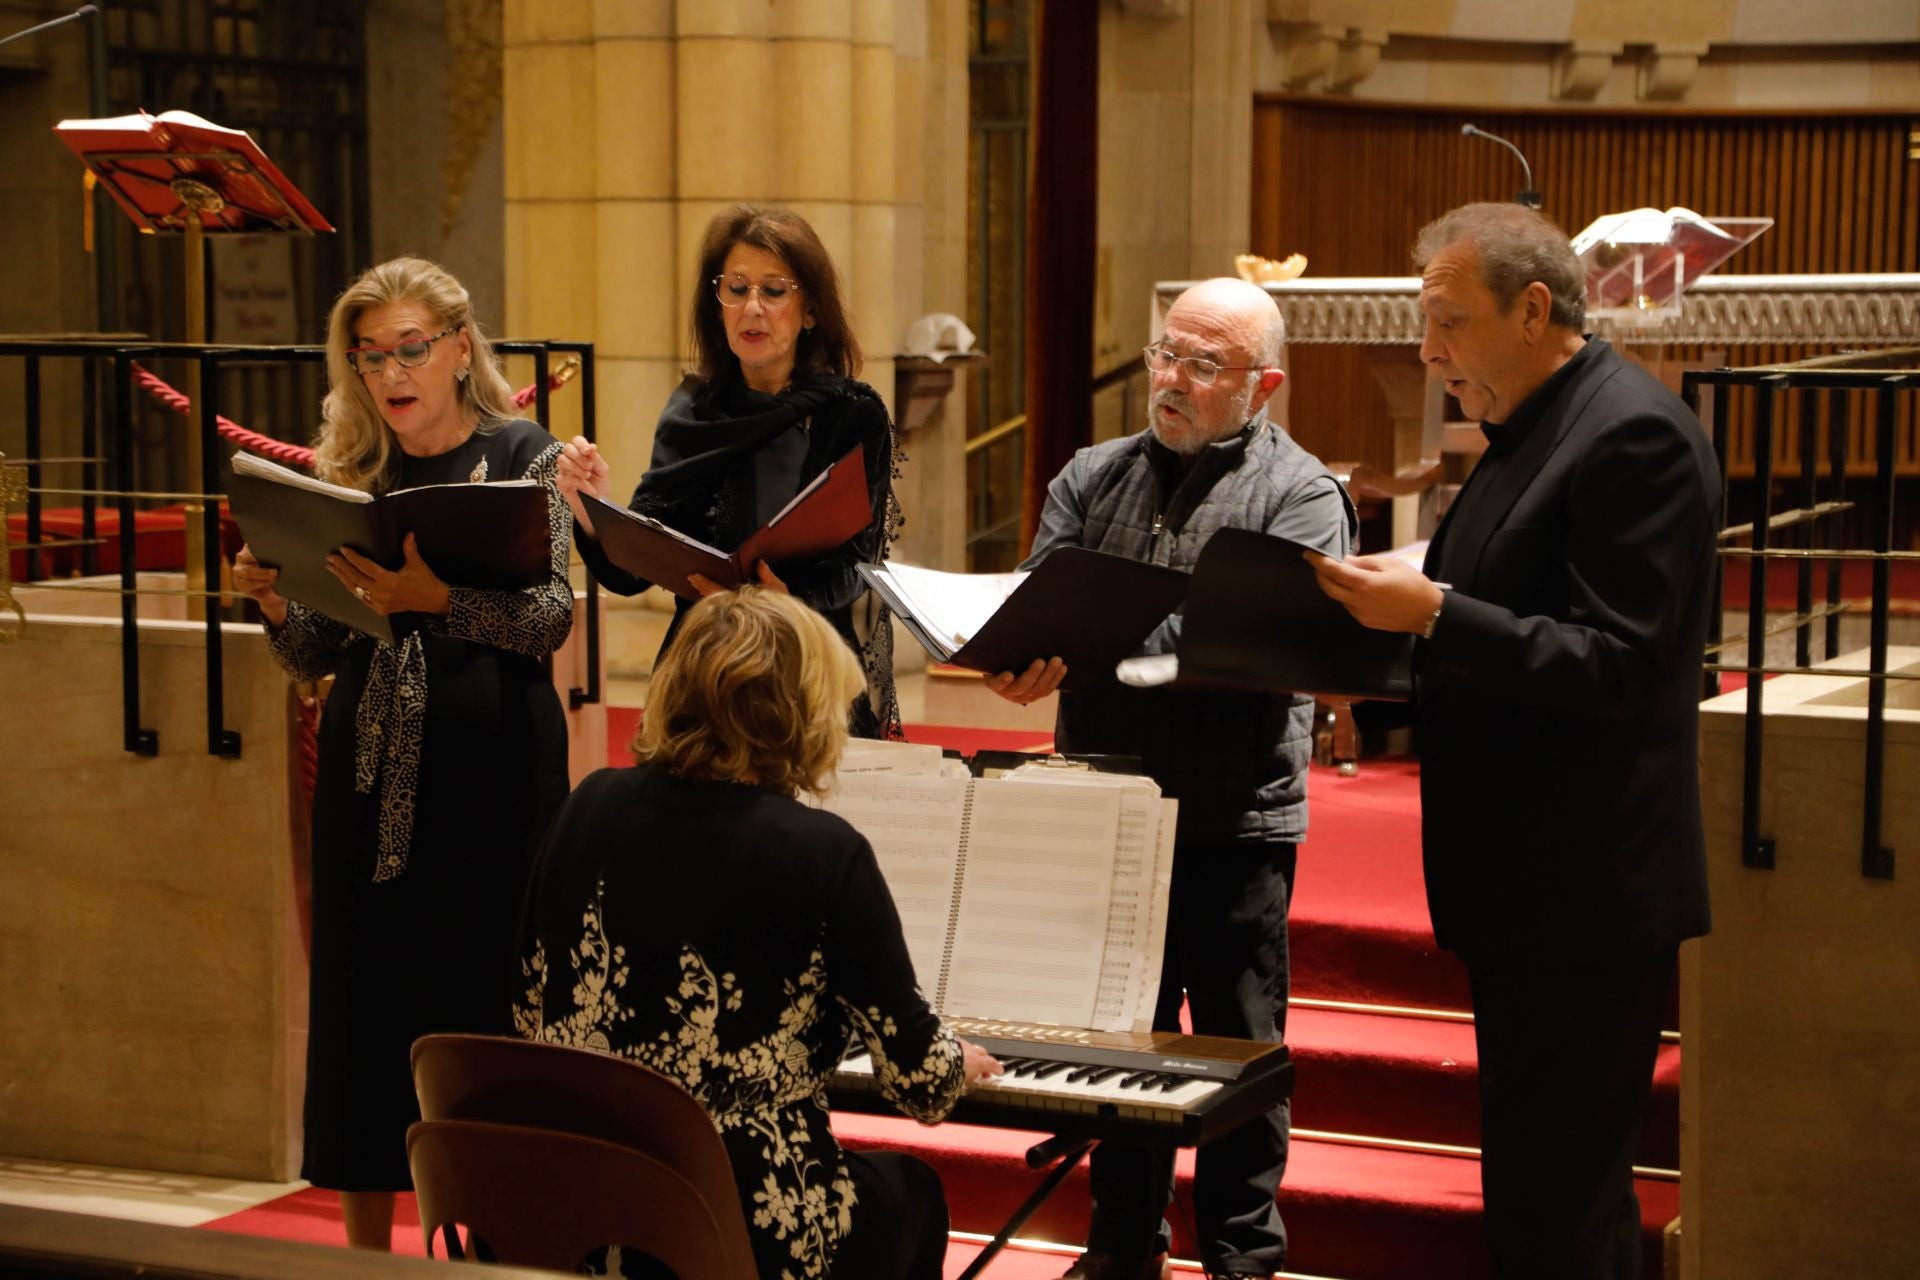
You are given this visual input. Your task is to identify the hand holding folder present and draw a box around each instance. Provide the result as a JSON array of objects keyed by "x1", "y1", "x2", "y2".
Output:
[
  {"x1": 226, "y1": 452, "x2": 551, "y2": 644},
  {"x1": 1115, "y1": 527, "x2": 1415, "y2": 700},
  {"x1": 584, "y1": 443, "x2": 869, "y2": 600},
  {"x1": 860, "y1": 547, "x2": 1190, "y2": 692}
]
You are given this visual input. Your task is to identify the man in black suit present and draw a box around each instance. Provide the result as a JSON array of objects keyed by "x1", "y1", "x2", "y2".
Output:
[{"x1": 1309, "y1": 202, "x2": 1718, "y2": 1280}]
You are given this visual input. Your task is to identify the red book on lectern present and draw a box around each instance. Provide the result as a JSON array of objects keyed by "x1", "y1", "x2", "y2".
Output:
[{"x1": 52, "y1": 109, "x2": 333, "y2": 234}]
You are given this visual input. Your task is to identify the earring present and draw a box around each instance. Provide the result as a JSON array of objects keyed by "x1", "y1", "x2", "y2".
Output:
[{"x1": 456, "y1": 366, "x2": 470, "y2": 383}]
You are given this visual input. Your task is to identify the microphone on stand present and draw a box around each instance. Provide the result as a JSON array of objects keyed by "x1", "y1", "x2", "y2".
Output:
[
  {"x1": 0, "y1": 3, "x2": 97, "y2": 51},
  {"x1": 1461, "y1": 123, "x2": 1543, "y2": 209}
]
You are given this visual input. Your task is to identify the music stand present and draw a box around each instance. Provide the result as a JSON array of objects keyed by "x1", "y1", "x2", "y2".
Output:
[
  {"x1": 52, "y1": 109, "x2": 333, "y2": 614},
  {"x1": 1570, "y1": 207, "x2": 1771, "y2": 327}
]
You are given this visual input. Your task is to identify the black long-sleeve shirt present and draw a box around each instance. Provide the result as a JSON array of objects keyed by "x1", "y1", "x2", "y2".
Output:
[{"x1": 513, "y1": 764, "x2": 965, "y2": 1279}]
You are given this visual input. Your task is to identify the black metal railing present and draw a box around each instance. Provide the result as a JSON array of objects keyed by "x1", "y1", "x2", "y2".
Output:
[
  {"x1": 1, "y1": 337, "x2": 599, "y2": 760},
  {"x1": 1684, "y1": 350, "x2": 1918, "y2": 882}
]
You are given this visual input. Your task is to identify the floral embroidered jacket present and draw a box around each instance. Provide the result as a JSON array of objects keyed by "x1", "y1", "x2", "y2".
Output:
[{"x1": 513, "y1": 764, "x2": 966, "y2": 1280}]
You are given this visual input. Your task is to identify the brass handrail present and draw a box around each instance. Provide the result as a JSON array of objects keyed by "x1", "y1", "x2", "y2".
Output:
[{"x1": 965, "y1": 413, "x2": 1026, "y2": 456}]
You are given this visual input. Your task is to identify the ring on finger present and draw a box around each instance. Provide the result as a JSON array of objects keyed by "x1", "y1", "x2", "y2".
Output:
[{"x1": 354, "y1": 586, "x2": 371, "y2": 603}]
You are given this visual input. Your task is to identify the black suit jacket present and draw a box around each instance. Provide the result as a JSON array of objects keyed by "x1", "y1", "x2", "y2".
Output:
[{"x1": 1415, "y1": 338, "x2": 1718, "y2": 965}]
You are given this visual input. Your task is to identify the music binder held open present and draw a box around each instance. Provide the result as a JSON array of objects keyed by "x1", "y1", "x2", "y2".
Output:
[
  {"x1": 1117, "y1": 526, "x2": 1415, "y2": 699},
  {"x1": 584, "y1": 442, "x2": 869, "y2": 600},
  {"x1": 226, "y1": 451, "x2": 551, "y2": 644},
  {"x1": 814, "y1": 749, "x2": 1176, "y2": 1033},
  {"x1": 860, "y1": 547, "x2": 1189, "y2": 691}
]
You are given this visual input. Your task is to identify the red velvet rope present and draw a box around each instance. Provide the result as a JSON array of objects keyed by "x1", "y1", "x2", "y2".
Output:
[
  {"x1": 297, "y1": 690, "x2": 322, "y2": 806},
  {"x1": 127, "y1": 359, "x2": 576, "y2": 472}
]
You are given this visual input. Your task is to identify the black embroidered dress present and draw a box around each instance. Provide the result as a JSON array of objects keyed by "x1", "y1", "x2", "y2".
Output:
[
  {"x1": 514, "y1": 764, "x2": 966, "y2": 1280},
  {"x1": 266, "y1": 419, "x2": 574, "y2": 1191}
]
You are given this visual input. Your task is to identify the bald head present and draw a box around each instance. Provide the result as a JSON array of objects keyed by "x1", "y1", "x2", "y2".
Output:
[
  {"x1": 1148, "y1": 277, "x2": 1290, "y2": 455},
  {"x1": 1170, "y1": 277, "x2": 1287, "y2": 366}
]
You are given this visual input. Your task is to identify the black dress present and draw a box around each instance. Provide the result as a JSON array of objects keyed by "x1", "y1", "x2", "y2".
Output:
[
  {"x1": 574, "y1": 372, "x2": 901, "y2": 737},
  {"x1": 514, "y1": 764, "x2": 966, "y2": 1279},
  {"x1": 266, "y1": 418, "x2": 574, "y2": 1192}
]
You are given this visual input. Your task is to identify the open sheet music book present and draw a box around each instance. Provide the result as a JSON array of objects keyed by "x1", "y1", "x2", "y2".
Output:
[
  {"x1": 53, "y1": 109, "x2": 334, "y2": 234},
  {"x1": 226, "y1": 451, "x2": 550, "y2": 644},
  {"x1": 860, "y1": 547, "x2": 1189, "y2": 691},
  {"x1": 1569, "y1": 207, "x2": 1766, "y2": 316},
  {"x1": 584, "y1": 443, "x2": 868, "y2": 600},
  {"x1": 814, "y1": 754, "x2": 1176, "y2": 1032}
]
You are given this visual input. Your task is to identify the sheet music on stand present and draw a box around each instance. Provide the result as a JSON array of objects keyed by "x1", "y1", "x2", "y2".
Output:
[
  {"x1": 1570, "y1": 207, "x2": 1769, "y2": 326},
  {"x1": 52, "y1": 108, "x2": 334, "y2": 234},
  {"x1": 50, "y1": 106, "x2": 333, "y2": 620},
  {"x1": 813, "y1": 749, "x2": 1175, "y2": 1033}
]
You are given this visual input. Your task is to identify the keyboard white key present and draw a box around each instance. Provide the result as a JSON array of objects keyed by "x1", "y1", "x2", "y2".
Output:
[{"x1": 834, "y1": 1051, "x2": 1222, "y2": 1124}]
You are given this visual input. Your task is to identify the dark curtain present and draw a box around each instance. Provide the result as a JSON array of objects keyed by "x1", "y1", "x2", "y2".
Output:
[{"x1": 1019, "y1": 0, "x2": 1099, "y2": 552}]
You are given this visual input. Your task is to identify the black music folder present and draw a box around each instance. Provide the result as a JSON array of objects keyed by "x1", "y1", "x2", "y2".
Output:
[
  {"x1": 859, "y1": 546, "x2": 1190, "y2": 691},
  {"x1": 1117, "y1": 527, "x2": 1414, "y2": 700},
  {"x1": 584, "y1": 443, "x2": 869, "y2": 600},
  {"x1": 227, "y1": 451, "x2": 551, "y2": 644}
]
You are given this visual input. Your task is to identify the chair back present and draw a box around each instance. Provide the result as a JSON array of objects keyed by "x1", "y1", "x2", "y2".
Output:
[
  {"x1": 407, "y1": 1119, "x2": 732, "y2": 1277},
  {"x1": 412, "y1": 1034, "x2": 755, "y2": 1278}
]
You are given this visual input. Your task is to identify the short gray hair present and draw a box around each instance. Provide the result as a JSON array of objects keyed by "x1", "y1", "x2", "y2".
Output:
[{"x1": 1413, "y1": 203, "x2": 1586, "y2": 330}]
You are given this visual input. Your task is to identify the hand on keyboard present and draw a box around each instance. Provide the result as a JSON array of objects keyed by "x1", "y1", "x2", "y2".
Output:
[{"x1": 961, "y1": 1038, "x2": 1005, "y2": 1090}]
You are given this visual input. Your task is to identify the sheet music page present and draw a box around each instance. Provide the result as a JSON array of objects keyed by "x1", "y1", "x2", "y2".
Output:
[
  {"x1": 944, "y1": 779, "x2": 1121, "y2": 1027},
  {"x1": 872, "y1": 562, "x2": 1028, "y2": 652},
  {"x1": 1135, "y1": 797, "x2": 1178, "y2": 1031},
  {"x1": 835, "y1": 738, "x2": 946, "y2": 776},
  {"x1": 230, "y1": 449, "x2": 372, "y2": 503},
  {"x1": 1001, "y1": 765, "x2": 1167, "y2": 1032},
  {"x1": 815, "y1": 773, "x2": 969, "y2": 1004},
  {"x1": 1097, "y1": 785, "x2": 1166, "y2": 1031}
]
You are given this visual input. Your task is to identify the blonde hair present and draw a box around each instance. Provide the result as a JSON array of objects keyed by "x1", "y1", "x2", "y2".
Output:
[
  {"x1": 635, "y1": 589, "x2": 865, "y2": 798},
  {"x1": 312, "y1": 257, "x2": 518, "y2": 492}
]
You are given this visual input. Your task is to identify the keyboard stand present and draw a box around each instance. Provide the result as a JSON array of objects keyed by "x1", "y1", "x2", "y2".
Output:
[{"x1": 955, "y1": 1133, "x2": 1096, "y2": 1280}]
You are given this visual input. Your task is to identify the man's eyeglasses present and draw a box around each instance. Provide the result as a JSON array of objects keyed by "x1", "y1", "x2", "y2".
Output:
[
  {"x1": 713, "y1": 275, "x2": 801, "y2": 311},
  {"x1": 1142, "y1": 343, "x2": 1262, "y2": 386},
  {"x1": 345, "y1": 325, "x2": 462, "y2": 374}
]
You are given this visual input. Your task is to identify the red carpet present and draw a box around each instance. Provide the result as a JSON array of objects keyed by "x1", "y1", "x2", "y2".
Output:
[
  {"x1": 6, "y1": 504, "x2": 243, "y2": 581},
  {"x1": 1722, "y1": 554, "x2": 1920, "y2": 614},
  {"x1": 201, "y1": 1187, "x2": 425, "y2": 1253},
  {"x1": 201, "y1": 719, "x2": 1680, "y2": 1278},
  {"x1": 827, "y1": 754, "x2": 1683, "y2": 1278},
  {"x1": 198, "y1": 1185, "x2": 1117, "y2": 1277}
]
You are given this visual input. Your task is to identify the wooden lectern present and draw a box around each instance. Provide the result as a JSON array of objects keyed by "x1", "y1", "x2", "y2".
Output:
[{"x1": 51, "y1": 109, "x2": 332, "y2": 613}]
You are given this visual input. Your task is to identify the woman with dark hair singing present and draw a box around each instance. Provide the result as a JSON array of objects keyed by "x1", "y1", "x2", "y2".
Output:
[
  {"x1": 555, "y1": 204, "x2": 903, "y2": 738},
  {"x1": 515, "y1": 588, "x2": 1000, "y2": 1278}
]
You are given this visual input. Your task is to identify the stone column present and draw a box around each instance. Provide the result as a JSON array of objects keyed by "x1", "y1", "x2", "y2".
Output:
[{"x1": 503, "y1": 0, "x2": 963, "y2": 676}]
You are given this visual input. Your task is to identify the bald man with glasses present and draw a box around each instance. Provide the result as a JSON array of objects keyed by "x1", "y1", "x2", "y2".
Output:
[{"x1": 987, "y1": 277, "x2": 1354, "y2": 1280}]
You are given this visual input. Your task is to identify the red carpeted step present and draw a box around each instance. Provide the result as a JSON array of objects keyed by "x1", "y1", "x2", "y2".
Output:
[
  {"x1": 834, "y1": 1112, "x2": 1677, "y2": 1280},
  {"x1": 1287, "y1": 1006, "x2": 1681, "y2": 1170},
  {"x1": 902, "y1": 722, "x2": 1056, "y2": 755},
  {"x1": 1295, "y1": 760, "x2": 1473, "y2": 1012},
  {"x1": 199, "y1": 1186, "x2": 428, "y2": 1253}
]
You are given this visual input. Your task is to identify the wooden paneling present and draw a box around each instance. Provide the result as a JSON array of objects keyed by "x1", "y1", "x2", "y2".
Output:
[{"x1": 1251, "y1": 98, "x2": 1920, "y2": 489}]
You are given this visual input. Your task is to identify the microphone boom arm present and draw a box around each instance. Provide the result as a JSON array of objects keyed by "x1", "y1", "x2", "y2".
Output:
[{"x1": 1462, "y1": 123, "x2": 1543, "y2": 209}]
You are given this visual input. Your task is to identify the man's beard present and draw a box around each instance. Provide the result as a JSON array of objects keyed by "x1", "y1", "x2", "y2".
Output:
[{"x1": 1148, "y1": 382, "x2": 1256, "y2": 456}]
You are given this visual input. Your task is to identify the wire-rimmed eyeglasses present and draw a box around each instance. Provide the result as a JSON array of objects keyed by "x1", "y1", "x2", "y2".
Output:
[
  {"x1": 346, "y1": 325, "x2": 462, "y2": 374},
  {"x1": 1142, "y1": 343, "x2": 1262, "y2": 385},
  {"x1": 713, "y1": 275, "x2": 801, "y2": 311}
]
